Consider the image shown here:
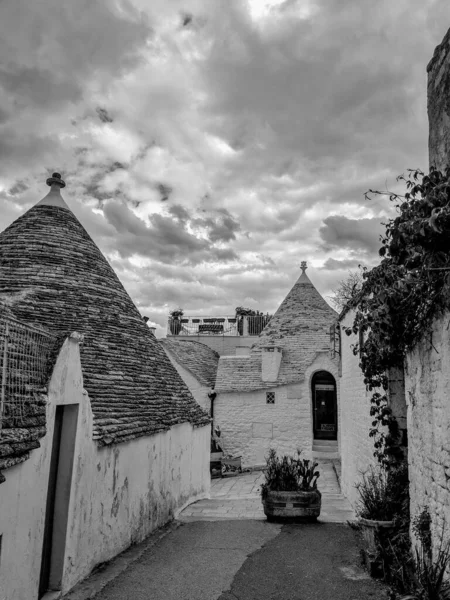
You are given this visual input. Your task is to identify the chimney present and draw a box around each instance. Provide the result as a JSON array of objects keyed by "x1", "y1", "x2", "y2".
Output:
[{"x1": 261, "y1": 344, "x2": 282, "y2": 382}]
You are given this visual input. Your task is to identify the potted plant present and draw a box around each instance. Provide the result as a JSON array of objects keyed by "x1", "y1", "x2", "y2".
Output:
[
  {"x1": 169, "y1": 308, "x2": 184, "y2": 335},
  {"x1": 260, "y1": 449, "x2": 321, "y2": 522},
  {"x1": 355, "y1": 465, "x2": 400, "y2": 573},
  {"x1": 235, "y1": 307, "x2": 272, "y2": 336}
]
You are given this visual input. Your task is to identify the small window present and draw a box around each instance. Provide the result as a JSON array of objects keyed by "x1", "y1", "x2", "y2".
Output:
[{"x1": 266, "y1": 391, "x2": 275, "y2": 404}]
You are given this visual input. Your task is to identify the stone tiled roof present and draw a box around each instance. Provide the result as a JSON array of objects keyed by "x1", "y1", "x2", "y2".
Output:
[
  {"x1": 0, "y1": 180, "x2": 210, "y2": 456},
  {"x1": 215, "y1": 267, "x2": 338, "y2": 392},
  {"x1": 214, "y1": 355, "x2": 282, "y2": 393},
  {"x1": 160, "y1": 339, "x2": 219, "y2": 388}
]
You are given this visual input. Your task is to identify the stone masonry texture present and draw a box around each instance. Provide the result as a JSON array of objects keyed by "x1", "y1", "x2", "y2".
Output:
[
  {"x1": 0, "y1": 202, "x2": 210, "y2": 456},
  {"x1": 215, "y1": 270, "x2": 338, "y2": 393},
  {"x1": 428, "y1": 27, "x2": 450, "y2": 171},
  {"x1": 215, "y1": 351, "x2": 339, "y2": 467},
  {"x1": 405, "y1": 311, "x2": 450, "y2": 554}
]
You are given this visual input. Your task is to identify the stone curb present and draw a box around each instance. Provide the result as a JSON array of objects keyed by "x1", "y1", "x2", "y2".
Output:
[{"x1": 62, "y1": 521, "x2": 181, "y2": 600}]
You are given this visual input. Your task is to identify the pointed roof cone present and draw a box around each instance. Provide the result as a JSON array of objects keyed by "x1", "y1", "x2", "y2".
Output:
[
  {"x1": 0, "y1": 174, "x2": 210, "y2": 447},
  {"x1": 36, "y1": 172, "x2": 70, "y2": 209},
  {"x1": 250, "y1": 261, "x2": 338, "y2": 385}
]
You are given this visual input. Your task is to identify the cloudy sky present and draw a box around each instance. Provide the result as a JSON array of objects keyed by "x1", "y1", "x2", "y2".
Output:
[{"x1": 0, "y1": 0, "x2": 448, "y2": 336}]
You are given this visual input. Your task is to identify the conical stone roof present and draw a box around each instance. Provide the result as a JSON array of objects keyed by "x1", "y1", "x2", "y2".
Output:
[
  {"x1": 0, "y1": 174, "x2": 210, "y2": 447},
  {"x1": 251, "y1": 262, "x2": 338, "y2": 385},
  {"x1": 215, "y1": 262, "x2": 338, "y2": 393}
]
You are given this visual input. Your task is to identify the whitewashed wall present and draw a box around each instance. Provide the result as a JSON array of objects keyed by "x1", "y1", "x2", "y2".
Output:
[
  {"x1": 406, "y1": 312, "x2": 450, "y2": 553},
  {"x1": 339, "y1": 309, "x2": 377, "y2": 508},
  {"x1": 0, "y1": 334, "x2": 210, "y2": 600},
  {"x1": 215, "y1": 352, "x2": 339, "y2": 468}
]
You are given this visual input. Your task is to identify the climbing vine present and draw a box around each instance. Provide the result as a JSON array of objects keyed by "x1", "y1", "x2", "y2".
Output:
[{"x1": 343, "y1": 167, "x2": 450, "y2": 466}]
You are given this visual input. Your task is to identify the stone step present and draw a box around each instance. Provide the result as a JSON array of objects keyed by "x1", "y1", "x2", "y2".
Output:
[
  {"x1": 312, "y1": 451, "x2": 340, "y2": 460},
  {"x1": 312, "y1": 439, "x2": 338, "y2": 446}
]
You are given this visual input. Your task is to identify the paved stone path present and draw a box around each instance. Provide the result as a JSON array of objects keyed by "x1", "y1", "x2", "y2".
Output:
[{"x1": 179, "y1": 461, "x2": 355, "y2": 523}]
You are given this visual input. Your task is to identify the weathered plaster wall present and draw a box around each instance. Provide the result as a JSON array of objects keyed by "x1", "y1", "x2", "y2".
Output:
[
  {"x1": 405, "y1": 312, "x2": 450, "y2": 553},
  {"x1": 0, "y1": 333, "x2": 83, "y2": 600},
  {"x1": 339, "y1": 310, "x2": 377, "y2": 509},
  {"x1": 428, "y1": 27, "x2": 450, "y2": 172},
  {"x1": 175, "y1": 335, "x2": 253, "y2": 356},
  {"x1": 164, "y1": 353, "x2": 211, "y2": 413},
  {"x1": 0, "y1": 335, "x2": 210, "y2": 600},
  {"x1": 214, "y1": 352, "x2": 339, "y2": 468}
]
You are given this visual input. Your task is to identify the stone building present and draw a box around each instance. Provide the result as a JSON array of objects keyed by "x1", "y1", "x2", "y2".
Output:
[
  {"x1": 161, "y1": 338, "x2": 219, "y2": 414},
  {"x1": 0, "y1": 174, "x2": 211, "y2": 600},
  {"x1": 213, "y1": 263, "x2": 339, "y2": 467},
  {"x1": 428, "y1": 26, "x2": 450, "y2": 172}
]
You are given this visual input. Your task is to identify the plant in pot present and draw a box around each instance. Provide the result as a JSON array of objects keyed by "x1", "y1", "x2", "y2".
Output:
[
  {"x1": 260, "y1": 448, "x2": 321, "y2": 522},
  {"x1": 169, "y1": 308, "x2": 184, "y2": 335},
  {"x1": 235, "y1": 306, "x2": 252, "y2": 335},
  {"x1": 355, "y1": 464, "x2": 404, "y2": 575}
]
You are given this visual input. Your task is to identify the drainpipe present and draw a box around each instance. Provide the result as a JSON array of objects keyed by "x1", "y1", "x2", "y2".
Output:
[{"x1": 208, "y1": 388, "x2": 217, "y2": 424}]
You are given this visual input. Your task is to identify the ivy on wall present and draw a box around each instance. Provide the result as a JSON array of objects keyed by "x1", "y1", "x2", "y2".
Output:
[{"x1": 342, "y1": 167, "x2": 450, "y2": 466}]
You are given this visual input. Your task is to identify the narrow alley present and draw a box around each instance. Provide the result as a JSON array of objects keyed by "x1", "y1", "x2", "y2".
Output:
[{"x1": 64, "y1": 463, "x2": 389, "y2": 600}]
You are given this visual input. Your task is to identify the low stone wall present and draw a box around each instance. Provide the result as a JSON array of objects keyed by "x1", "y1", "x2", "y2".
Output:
[{"x1": 406, "y1": 311, "x2": 450, "y2": 553}]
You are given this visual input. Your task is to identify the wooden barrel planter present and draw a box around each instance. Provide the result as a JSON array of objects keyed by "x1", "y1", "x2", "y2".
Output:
[
  {"x1": 359, "y1": 518, "x2": 396, "y2": 554},
  {"x1": 262, "y1": 490, "x2": 321, "y2": 522},
  {"x1": 358, "y1": 518, "x2": 396, "y2": 576}
]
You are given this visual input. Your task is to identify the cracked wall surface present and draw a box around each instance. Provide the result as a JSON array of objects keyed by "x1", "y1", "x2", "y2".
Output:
[
  {"x1": 0, "y1": 336, "x2": 210, "y2": 600},
  {"x1": 405, "y1": 312, "x2": 450, "y2": 552}
]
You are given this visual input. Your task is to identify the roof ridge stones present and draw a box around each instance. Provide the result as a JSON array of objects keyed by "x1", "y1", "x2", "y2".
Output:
[{"x1": 0, "y1": 175, "x2": 210, "y2": 453}]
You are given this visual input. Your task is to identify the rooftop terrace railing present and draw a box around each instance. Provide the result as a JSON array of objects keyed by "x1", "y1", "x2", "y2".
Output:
[{"x1": 167, "y1": 315, "x2": 272, "y2": 337}]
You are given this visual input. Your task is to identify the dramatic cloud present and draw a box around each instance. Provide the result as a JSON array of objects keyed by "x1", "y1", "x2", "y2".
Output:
[
  {"x1": 319, "y1": 216, "x2": 385, "y2": 254},
  {"x1": 0, "y1": 0, "x2": 448, "y2": 335}
]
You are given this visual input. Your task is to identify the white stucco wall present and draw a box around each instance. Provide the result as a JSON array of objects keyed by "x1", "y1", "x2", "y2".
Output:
[
  {"x1": 339, "y1": 310, "x2": 377, "y2": 509},
  {"x1": 0, "y1": 334, "x2": 210, "y2": 600},
  {"x1": 214, "y1": 352, "x2": 339, "y2": 468},
  {"x1": 405, "y1": 312, "x2": 450, "y2": 553},
  {"x1": 164, "y1": 353, "x2": 211, "y2": 413}
]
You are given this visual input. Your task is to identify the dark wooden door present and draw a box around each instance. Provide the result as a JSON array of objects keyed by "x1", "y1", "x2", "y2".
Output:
[
  {"x1": 312, "y1": 372, "x2": 337, "y2": 440},
  {"x1": 39, "y1": 406, "x2": 63, "y2": 598}
]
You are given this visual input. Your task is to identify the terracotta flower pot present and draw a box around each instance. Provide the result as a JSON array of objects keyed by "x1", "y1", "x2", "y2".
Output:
[{"x1": 262, "y1": 489, "x2": 321, "y2": 522}]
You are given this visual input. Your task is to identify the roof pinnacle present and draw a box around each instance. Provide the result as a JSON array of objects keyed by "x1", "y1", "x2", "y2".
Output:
[
  {"x1": 300, "y1": 261, "x2": 307, "y2": 273},
  {"x1": 46, "y1": 172, "x2": 66, "y2": 188}
]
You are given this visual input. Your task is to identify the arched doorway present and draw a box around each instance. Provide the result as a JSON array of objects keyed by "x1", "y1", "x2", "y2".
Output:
[{"x1": 311, "y1": 371, "x2": 337, "y2": 441}]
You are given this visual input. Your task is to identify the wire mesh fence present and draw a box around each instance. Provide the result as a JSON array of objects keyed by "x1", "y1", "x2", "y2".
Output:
[{"x1": 0, "y1": 316, "x2": 56, "y2": 431}]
